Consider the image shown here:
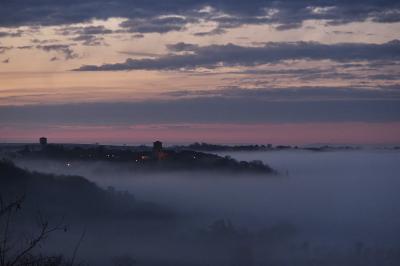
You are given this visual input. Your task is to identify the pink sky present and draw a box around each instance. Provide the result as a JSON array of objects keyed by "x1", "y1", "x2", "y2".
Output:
[{"x1": 1, "y1": 122, "x2": 400, "y2": 145}]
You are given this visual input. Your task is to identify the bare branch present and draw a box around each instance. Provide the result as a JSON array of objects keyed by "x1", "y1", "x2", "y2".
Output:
[
  {"x1": 0, "y1": 195, "x2": 24, "y2": 217},
  {"x1": 7, "y1": 212, "x2": 65, "y2": 266},
  {"x1": 69, "y1": 228, "x2": 86, "y2": 266},
  {"x1": 0, "y1": 195, "x2": 25, "y2": 266}
]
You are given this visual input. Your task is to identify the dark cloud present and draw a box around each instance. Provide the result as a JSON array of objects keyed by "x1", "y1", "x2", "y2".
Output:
[
  {"x1": 275, "y1": 22, "x2": 303, "y2": 31},
  {"x1": 193, "y1": 27, "x2": 227, "y2": 36},
  {"x1": 332, "y1": 30, "x2": 354, "y2": 35},
  {"x1": 371, "y1": 9, "x2": 400, "y2": 23},
  {"x1": 0, "y1": 1, "x2": 399, "y2": 34},
  {"x1": 118, "y1": 51, "x2": 163, "y2": 57},
  {"x1": 36, "y1": 44, "x2": 78, "y2": 60},
  {"x1": 71, "y1": 35, "x2": 106, "y2": 46},
  {"x1": 120, "y1": 16, "x2": 191, "y2": 34},
  {"x1": 76, "y1": 40, "x2": 400, "y2": 71},
  {"x1": 0, "y1": 30, "x2": 23, "y2": 38},
  {"x1": 1, "y1": 96, "x2": 399, "y2": 125},
  {"x1": 57, "y1": 25, "x2": 112, "y2": 45},
  {"x1": 295, "y1": 70, "x2": 360, "y2": 81},
  {"x1": 17, "y1": 45, "x2": 34, "y2": 49},
  {"x1": 0, "y1": 46, "x2": 12, "y2": 54},
  {"x1": 163, "y1": 86, "x2": 400, "y2": 101},
  {"x1": 131, "y1": 34, "x2": 144, "y2": 39},
  {"x1": 187, "y1": 65, "x2": 369, "y2": 81},
  {"x1": 367, "y1": 74, "x2": 400, "y2": 80},
  {"x1": 31, "y1": 38, "x2": 59, "y2": 44},
  {"x1": 59, "y1": 25, "x2": 113, "y2": 36},
  {"x1": 166, "y1": 42, "x2": 199, "y2": 52},
  {"x1": 225, "y1": 67, "x2": 341, "y2": 76}
]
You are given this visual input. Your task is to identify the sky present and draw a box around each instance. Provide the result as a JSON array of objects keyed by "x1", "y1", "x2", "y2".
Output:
[{"x1": 0, "y1": 0, "x2": 400, "y2": 145}]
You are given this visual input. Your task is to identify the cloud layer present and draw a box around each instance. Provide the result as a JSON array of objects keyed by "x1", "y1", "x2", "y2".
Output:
[
  {"x1": 1, "y1": 0, "x2": 399, "y2": 33},
  {"x1": 2, "y1": 86, "x2": 400, "y2": 126},
  {"x1": 76, "y1": 40, "x2": 400, "y2": 71}
]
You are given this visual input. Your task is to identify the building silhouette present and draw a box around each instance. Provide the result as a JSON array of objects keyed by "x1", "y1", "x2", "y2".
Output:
[
  {"x1": 153, "y1": 141, "x2": 168, "y2": 160},
  {"x1": 39, "y1": 137, "x2": 47, "y2": 145},
  {"x1": 153, "y1": 141, "x2": 162, "y2": 153}
]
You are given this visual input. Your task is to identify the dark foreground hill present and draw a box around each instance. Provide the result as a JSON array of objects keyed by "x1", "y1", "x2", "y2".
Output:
[
  {"x1": 12, "y1": 144, "x2": 276, "y2": 175},
  {"x1": 0, "y1": 159, "x2": 174, "y2": 222}
]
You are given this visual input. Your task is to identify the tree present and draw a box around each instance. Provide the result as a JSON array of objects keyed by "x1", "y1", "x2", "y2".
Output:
[{"x1": 0, "y1": 195, "x2": 67, "y2": 266}]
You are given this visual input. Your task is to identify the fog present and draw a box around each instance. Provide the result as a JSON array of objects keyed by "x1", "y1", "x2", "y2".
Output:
[{"x1": 10, "y1": 149, "x2": 400, "y2": 265}]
